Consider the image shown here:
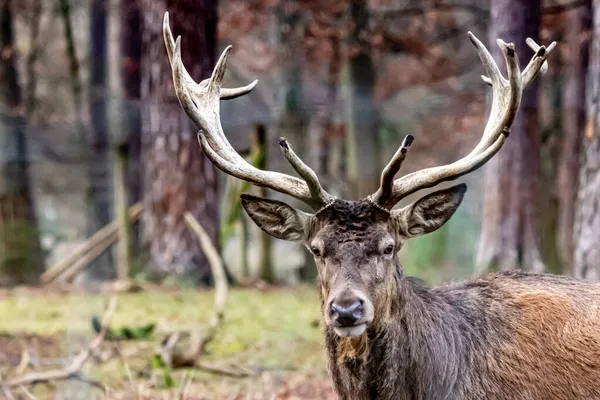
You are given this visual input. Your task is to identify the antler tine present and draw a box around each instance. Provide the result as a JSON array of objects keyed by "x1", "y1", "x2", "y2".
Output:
[
  {"x1": 374, "y1": 135, "x2": 414, "y2": 205},
  {"x1": 469, "y1": 32, "x2": 505, "y2": 87},
  {"x1": 523, "y1": 38, "x2": 556, "y2": 86},
  {"x1": 278, "y1": 138, "x2": 334, "y2": 205},
  {"x1": 370, "y1": 32, "x2": 554, "y2": 210},
  {"x1": 164, "y1": 12, "x2": 333, "y2": 210},
  {"x1": 163, "y1": 12, "x2": 257, "y2": 101},
  {"x1": 480, "y1": 37, "x2": 557, "y2": 87}
]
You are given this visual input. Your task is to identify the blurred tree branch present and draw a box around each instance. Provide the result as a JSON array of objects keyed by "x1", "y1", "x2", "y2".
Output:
[{"x1": 156, "y1": 213, "x2": 238, "y2": 374}]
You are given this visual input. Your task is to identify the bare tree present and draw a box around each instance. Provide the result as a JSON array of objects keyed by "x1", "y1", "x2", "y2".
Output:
[
  {"x1": 59, "y1": 0, "x2": 83, "y2": 118},
  {"x1": 0, "y1": 0, "x2": 42, "y2": 285},
  {"x1": 24, "y1": 0, "x2": 42, "y2": 117},
  {"x1": 141, "y1": 0, "x2": 219, "y2": 283},
  {"x1": 476, "y1": 0, "x2": 546, "y2": 273},
  {"x1": 119, "y1": 0, "x2": 142, "y2": 271},
  {"x1": 573, "y1": 3, "x2": 600, "y2": 280},
  {"x1": 556, "y1": 0, "x2": 591, "y2": 275},
  {"x1": 120, "y1": 0, "x2": 142, "y2": 205},
  {"x1": 344, "y1": 0, "x2": 379, "y2": 198},
  {"x1": 85, "y1": 0, "x2": 113, "y2": 281},
  {"x1": 277, "y1": 3, "x2": 306, "y2": 150}
]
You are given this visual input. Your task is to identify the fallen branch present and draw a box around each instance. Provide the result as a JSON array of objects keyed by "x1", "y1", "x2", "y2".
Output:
[
  {"x1": 58, "y1": 233, "x2": 124, "y2": 284},
  {"x1": 41, "y1": 203, "x2": 142, "y2": 284},
  {"x1": 1, "y1": 297, "x2": 117, "y2": 389},
  {"x1": 183, "y1": 212, "x2": 228, "y2": 356},
  {"x1": 195, "y1": 360, "x2": 254, "y2": 378},
  {"x1": 158, "y1": 213, "x2": 229, "y2": 369}
]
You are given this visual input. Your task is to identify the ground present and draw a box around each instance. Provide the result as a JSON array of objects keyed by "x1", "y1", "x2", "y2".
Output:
[{"x1": 0, "y1": 285, "x2": 336, "y2": 399}]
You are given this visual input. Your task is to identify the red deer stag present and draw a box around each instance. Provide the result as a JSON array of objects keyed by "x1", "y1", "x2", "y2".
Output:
[{"x1": 162, "y1": 13, "x2": 600, "y2": 400}]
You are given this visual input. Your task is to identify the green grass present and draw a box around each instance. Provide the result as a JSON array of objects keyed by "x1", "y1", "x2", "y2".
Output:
[
  {"x1": 0, "y1": 286, "x2": 325, "y2": 367},
  {"x1": 0, "y1": 286, "x2": 329, "y2": 398}
]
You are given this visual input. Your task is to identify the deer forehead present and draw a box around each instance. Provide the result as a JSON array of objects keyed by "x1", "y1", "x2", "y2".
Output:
[{"x1": 312, "y1": 200, "x2": 393, "y2": 244}]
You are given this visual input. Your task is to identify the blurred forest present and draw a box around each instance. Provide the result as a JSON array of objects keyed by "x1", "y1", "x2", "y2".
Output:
[
  {"x1": 2, "y1": 0, "x2": 597, "y2": 287},
  {"x1": 0, "y1": 0, "x2": 599, "y2": 398}
]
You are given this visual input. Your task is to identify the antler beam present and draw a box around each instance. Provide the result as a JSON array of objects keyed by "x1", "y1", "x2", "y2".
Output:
[
  {"x1": 369, "y1": 32, "x2": 556, "y2": 209},
  {"x1": 163, "y1": 12, "x2": 334, "y2": 210}
]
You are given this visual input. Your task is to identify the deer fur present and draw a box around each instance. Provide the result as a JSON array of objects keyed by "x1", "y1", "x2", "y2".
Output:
[
  {"x1": 326, "y1": 268, "x2": 600, "y2": 400},
  {"x1": 242, "y1": 191, "x2": 600, "y2": 399}
]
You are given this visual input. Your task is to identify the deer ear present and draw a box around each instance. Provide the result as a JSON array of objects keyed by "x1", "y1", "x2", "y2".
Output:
[
  {"x1": 240, "y1": 194, "x2": 312, "y2": 241},
  {"x1": 392, "y1": 183, "x2": 467, "y2": 238}
]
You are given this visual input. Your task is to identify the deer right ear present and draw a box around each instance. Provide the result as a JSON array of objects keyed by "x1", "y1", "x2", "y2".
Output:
[
  {"x1": 240, "y1": 194, "x2": 312, "y2": 241},
  {"x1": 391, "y1": 183, "x2": 467, "y2": 238}
]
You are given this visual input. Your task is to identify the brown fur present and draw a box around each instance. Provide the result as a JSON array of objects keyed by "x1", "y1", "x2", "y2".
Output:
[
  {"x1": 485, "y1": 278, "x2": 600, "y2": 399},
  {"x1": 337, "y1": 335, "x2": 369, "y2": 365}
]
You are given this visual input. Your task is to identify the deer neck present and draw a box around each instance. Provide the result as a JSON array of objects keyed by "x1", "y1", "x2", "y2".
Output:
[{"x1": 325, "y1": 268, "x2": 468, "y2": 399}]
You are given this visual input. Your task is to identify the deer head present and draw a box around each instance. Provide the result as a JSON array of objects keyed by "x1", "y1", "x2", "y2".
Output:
[{"x1": 163, "y1": 13, "x2": 555, "y2": 338}]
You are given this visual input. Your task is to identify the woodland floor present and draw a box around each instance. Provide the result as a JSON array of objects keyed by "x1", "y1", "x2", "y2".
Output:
[{"x1": 0, "y1": 285, "x2": 336, "y2": 399}]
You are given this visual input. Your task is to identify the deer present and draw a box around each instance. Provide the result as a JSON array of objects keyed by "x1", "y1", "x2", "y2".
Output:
[{"x1": 162, "y1": 12, "x2": 600, "y2": 400}]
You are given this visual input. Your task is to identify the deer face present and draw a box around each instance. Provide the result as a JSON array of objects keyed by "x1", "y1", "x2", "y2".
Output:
[{"x1": 241, "y1": 184, "x2": 466, "y2": 337}]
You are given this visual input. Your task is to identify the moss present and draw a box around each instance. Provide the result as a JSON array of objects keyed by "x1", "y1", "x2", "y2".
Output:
[{"x1": 0, "y1": 219, "x2": 43, "y2": 285}]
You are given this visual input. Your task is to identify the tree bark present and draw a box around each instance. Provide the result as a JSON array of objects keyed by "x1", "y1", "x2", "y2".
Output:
[
  {"x1": 85, "y1": 0, "x2": 113, "y2": 281},
  {"x1": 141, "y1": 0, "x2": 219, "y2": 284},
  {"x1": 556, "y1": 0, "x2": 591, "y2": 275},
  {"x1": 476, "y1": 0, "x2": 545, "y2": 273},
  {"x1": 0, "y1": 0, "x2": 43, "y2": 286},
  {"x1": 573, "y1": 3, "x2": 600, "y2": 280}
]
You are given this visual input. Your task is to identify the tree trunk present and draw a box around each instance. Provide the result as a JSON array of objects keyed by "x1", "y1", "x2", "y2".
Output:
[
  {"x1": 59, "y1": 0, "x2": 83, "y2": 120},
  {"x1": 120, "y1": 0, "x2": 142, "y2": 263},
  {"x1": 252, "y1": 126, "x2": 273, "y2": 283},
  {"x1": 0, "y1": 0, "x2": 43, "y2": 286},
  {"x1": 120, "y1": 0, "x2": 142, "y2": 206},
  {"x1": 304, "y1": 5, "x2": 343, "y2": 193},
  {"x1": 275, "y1": 4, "x2": 306, "y2": 161},
  {"x1": 114, "y1": 144, "x2": 132, "y2": 281},
  {"x1": 25, "y1": 0, "x2": 41, "y2": 117},
  {"x1": 573, "y1": 3, "x2": 600, "y2": 280},
  {"x1": 141, "y1": 0, "x2": 219, "y2": 284},
  {"x1": 85, "y1": 0, "x2": 113, "y2": 281},
  {"x1": 475, "y1": 0, "x2": 545, "y2": 273},
  {"x1": 556, "y1": 0, "x2": 591, "y2": 276},
  {"x1": 300, "y1": 8, "x2": 344, "y2": 282},
  {"x1": 345, "y1": 0, "x2": 379, "y2": 199}
]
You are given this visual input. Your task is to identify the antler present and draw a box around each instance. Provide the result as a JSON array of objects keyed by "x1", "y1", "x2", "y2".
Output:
[
  {"x1": 163, "y1": 12, "x2": 334, "y2": 210},
  {"x1": 369, "y1": 32, "x2": 556, "y2": 210}
]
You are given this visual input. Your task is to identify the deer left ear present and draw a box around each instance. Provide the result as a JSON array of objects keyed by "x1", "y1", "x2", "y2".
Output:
[
  {"x1": 392, "y1": 183, "x2": 467, "y2": 238},
  {"x1": 240, "y1": 194, "x2": 312, "y2": 241}
]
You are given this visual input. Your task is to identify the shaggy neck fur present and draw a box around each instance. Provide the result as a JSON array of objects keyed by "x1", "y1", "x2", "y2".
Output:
[{"x1": 323, "y1": 263, "x2": 505, "y2": 400}]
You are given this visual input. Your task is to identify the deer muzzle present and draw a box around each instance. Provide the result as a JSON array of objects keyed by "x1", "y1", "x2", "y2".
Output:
[{"x1": 328, "y1": 290, "x2": 374, "y2": 337}]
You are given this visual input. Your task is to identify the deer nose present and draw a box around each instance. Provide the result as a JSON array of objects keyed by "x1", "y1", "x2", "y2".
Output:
[{"x1": 330, "y1": 297, "x2": 363, "y2": 326}]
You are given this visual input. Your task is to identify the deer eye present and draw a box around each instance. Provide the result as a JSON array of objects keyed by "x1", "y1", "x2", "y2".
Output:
[
  {"x1": 383, "y1": 244, "x2": 394, "y2": 255},
  {"x1": 310, "y1": 246, "x2": 321, "y2": 257}
]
